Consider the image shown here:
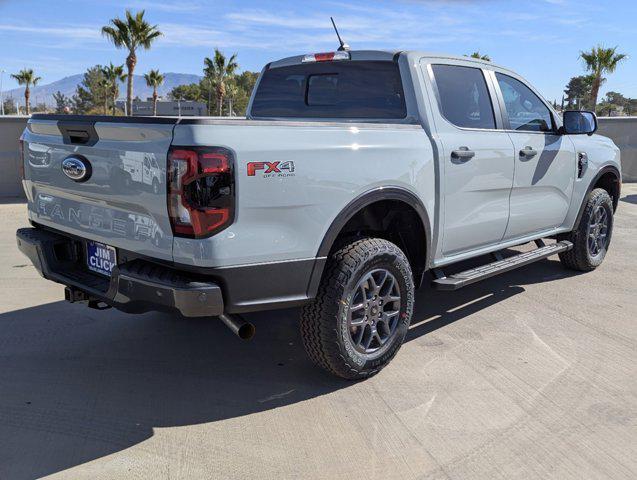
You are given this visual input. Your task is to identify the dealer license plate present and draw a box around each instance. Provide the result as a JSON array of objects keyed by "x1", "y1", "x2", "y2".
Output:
[{"x1": 86, "y1": 240, "x2": 117, "y2": 277}]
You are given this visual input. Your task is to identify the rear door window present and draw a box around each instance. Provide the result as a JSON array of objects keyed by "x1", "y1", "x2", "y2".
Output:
[
  {"x1": 251, "y1": 61, "x2": 406, "y2": 119},
  {"x1": 431, "y1": 64, "x2": 496, "y2": 130}
]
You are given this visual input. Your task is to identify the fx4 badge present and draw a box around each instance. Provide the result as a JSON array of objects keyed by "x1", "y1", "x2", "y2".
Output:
[{"x1": 247, "y1": 161, "x2": 295, "y2": 178}]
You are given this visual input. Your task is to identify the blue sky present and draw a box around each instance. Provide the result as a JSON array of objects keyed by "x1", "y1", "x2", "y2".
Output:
[{"x1": 1, "y1": 0, "x2": 636, "y2": 102}]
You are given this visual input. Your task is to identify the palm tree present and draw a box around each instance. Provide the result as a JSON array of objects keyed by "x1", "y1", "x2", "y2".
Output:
[
  {"x1": 204, "y1": 49, "x2": 238, "y2": 116},
  {"x1": 101, "y1": 63, "x2": 127, "y2": 115},
  {"x1": 144, "y1": 69, "x2": 165, "y2": 116},
  {"x1": 580, "y1": 45, "x2": 627, "y2": 112},
  {"x1": 467, "y1": 52, "x2": 491, "y2": 61},
  {"x1": 11, "y1": 69, "x2": 41, "y2": 115},
  {"x1": 102, "y1": 10, "x2": 162, "y2": 115}
]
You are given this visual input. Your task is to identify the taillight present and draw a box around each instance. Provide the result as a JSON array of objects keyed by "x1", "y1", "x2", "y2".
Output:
[
  {"x1": 18, "y1": 137, "x2": 25, "y2": 180},
  {"x1": 167, "y1": 146, "x2": 234, "y2": 239},
  {"x1": 301, "y1": 51, "x2": 350, "y2": 63}
]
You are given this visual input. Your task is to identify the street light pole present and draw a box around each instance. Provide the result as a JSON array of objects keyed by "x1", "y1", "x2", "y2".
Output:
[
  {"x1": 208, "y1": 77, "x2": 212, "y2": 116},
  {"x1": 0, "y1": 69, "x2": 5, "y2": 116}
]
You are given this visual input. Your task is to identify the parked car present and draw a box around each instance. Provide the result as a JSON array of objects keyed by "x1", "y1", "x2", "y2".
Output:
[{"x1": 17, "y1": 50, "x2": 621, "y2": 379}]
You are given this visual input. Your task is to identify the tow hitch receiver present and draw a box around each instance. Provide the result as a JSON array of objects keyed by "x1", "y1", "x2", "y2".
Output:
[
  {"x1": 64, "y1": 286, "x2": 111, "y2": 310},
  {"x1": 64, "y1": 286, "x2": 89, "y2": 303}
]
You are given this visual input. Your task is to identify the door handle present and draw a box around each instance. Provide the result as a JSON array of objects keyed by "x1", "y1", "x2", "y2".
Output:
[
  {"x1": 451, "y1": 147, "x2": 475, "y2": 161},
  {"x1": 519, "y1": 146, "x2": 537, "y2": 159}
]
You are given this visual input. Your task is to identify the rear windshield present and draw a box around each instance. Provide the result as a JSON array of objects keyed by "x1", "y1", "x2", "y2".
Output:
[{"x1": 250, "y1": 60, "x2": 406, "y2": 119}]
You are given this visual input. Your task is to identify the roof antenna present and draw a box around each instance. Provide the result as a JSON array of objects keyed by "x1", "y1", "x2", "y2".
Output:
[{"x1": 330, "y1": 17, "x2": 350, "y2": 51}]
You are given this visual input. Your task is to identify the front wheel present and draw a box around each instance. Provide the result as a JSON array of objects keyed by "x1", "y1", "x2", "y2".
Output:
[
  {"x1": 300, "y1": 238, "x2": 414, "y2": 380},
  {"x1": 559, "y1": 188, "x2": 614, "y2": 271}
]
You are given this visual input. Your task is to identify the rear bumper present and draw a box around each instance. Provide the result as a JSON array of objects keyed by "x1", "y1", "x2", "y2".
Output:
[{"x1": 16, "y1": 227, "x2": 224, "y2": 317}]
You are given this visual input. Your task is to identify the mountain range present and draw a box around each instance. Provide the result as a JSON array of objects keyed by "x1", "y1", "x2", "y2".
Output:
[{"x1": 3, "y1": 72, "x2": 202, "y2": 106}]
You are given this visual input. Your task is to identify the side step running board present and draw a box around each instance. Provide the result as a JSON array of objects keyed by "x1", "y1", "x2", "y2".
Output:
[{"x1": 432, "y1": 240, "x2": 573, "y2": 291}]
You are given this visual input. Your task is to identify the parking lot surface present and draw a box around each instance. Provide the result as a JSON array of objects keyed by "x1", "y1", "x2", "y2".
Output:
[{"x1": 1, "y1": 185, "x2": 636, "y2": 480}]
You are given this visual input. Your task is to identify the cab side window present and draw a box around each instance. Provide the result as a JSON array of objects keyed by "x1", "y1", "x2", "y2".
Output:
[
  {"x1": 431, "y1": 64, "x2": 496, "y2": 130},
  {"x1": 495, "y1": 73, "x2": 553, "y2": 132}
]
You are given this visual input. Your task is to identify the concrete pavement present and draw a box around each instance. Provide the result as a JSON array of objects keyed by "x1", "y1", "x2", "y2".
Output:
[{"x1": 1, "y1": 186, "x2": 636, "y2": 480}]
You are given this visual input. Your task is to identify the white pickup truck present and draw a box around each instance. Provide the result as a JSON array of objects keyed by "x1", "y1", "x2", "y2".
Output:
[
  {"x1": 120, "y1": 150, "x2": 163, "y2": 194},
  {"x1": 17, "y1": 50, "x2": 621, "y2": 379}
]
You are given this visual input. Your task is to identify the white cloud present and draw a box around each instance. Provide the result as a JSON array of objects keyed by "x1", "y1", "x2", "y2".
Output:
[
  {"x1": 125, "y1": 1, "x2": 202, "y2": 13},
  {"x1": 0, "y1": 24, "x2": 101, "y2": 40},
  {"x1": 218, "y1": 6, "x2": 477, "y2": 52},
  {"x1": 0, "y1": 0, "x2": 584, "y2": 57}
]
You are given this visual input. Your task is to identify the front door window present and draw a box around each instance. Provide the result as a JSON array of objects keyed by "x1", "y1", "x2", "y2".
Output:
[{"x1": 495, "y1": 73, "x2": 553, "y2": 132}]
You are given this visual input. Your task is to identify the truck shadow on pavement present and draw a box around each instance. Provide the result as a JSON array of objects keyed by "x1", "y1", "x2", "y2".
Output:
[
  {"x1": 0, "y1": 196, "x2": 27, "y2": 205},
  {"x1": 0, "y1": 257, "x2": 580, "y2": 479},
  {"x1": 620, "y1": 194, "x2": 637, "y2": 205},
  {"x1": 408, "y1": 253, "x2": 583, "y2": 342}
]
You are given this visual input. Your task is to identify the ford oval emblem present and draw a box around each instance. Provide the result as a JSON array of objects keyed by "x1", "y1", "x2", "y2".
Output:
[{"x1": 61, "y1": 156, "x2": 92, "y2": 182}]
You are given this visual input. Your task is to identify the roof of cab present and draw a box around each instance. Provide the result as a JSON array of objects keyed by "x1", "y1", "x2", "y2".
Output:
[
  {"x1": 267, "y1": 49, "x2": 509, "y2": 72},
  {"x1": 267, "y1": 50, "x2": 398, "y2": 68}
]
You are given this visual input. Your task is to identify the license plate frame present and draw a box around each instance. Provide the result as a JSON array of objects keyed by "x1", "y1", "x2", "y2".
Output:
[{"x1": 86, "y1": 240, "x2": 117, "y2": 277}]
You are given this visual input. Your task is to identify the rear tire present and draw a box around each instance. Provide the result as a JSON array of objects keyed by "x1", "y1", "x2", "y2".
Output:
[
  {"x1": 559, "y1": 188, "x2": 613, "y2": 271},
  {"x1": 300, "y1": 238, "x2": 414, "y2": 380}
]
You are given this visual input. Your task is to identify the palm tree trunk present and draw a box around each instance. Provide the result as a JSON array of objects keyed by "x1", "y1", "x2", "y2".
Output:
[
  {"x1": 25, "y1": 87, "x2": 30, "y2": 116},
  {"x1": 153, "y1": 89, "x2": 158, "y2": 116},
  {"x1": 126, "y1": 52, "x2": 136, "y2": 116},
  {"x1": 216, "y1": 81, "x2": 226, "y2": 116},
  {"x1": 112, "y1": 90, "x2": 117, "y2": 116},
  {"x1": 207, "y1": 78, "x2": 212, "y2": 116},
  {"x1": 590, "y1": 74, "x2": 601, "y2": 113}
]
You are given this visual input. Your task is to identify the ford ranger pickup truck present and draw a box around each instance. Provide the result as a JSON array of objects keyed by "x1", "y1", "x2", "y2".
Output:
[{"x1": 16, "y1": 50, "x2": 621, "y2": 379}]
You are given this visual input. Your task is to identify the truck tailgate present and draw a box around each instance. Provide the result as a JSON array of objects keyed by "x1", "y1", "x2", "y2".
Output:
[{"x1": 22, "y1": 116, "x2": 176, "y2": 261}]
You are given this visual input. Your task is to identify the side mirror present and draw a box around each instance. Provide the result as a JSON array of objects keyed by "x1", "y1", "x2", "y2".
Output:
[{"x1": 561, "y1": 110, "x2": 597, "y2": 135}]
